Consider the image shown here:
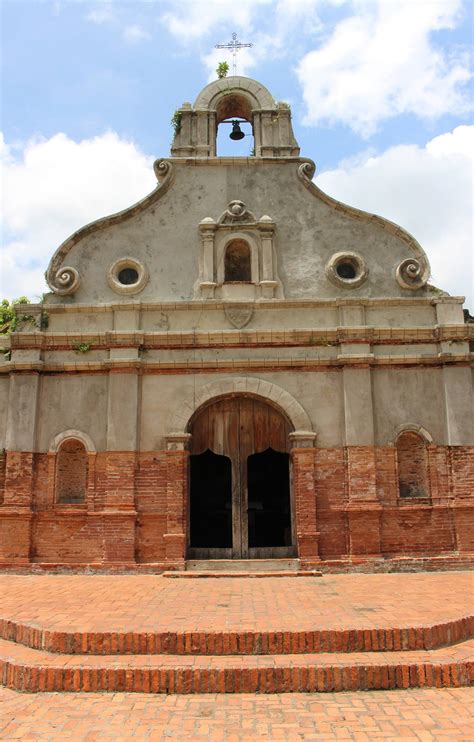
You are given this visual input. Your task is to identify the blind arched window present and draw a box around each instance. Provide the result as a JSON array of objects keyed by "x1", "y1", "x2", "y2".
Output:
[
  {"x1": 224, "y1": 240, "x2": 251, "y2": 282},
  {"x1": 55, "y1": 439, "x2": 88, "y2": 504},
  {"x1": 396, "y1": 432, "x2": 429, "y2": 498}
]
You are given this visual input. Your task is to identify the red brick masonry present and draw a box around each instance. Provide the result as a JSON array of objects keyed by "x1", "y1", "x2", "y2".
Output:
[{"x1": 0, "y1": 445, "x2": 473, "y2": 568}]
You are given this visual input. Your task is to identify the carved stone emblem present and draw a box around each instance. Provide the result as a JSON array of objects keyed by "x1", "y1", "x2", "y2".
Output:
[
  {"x1": 224, "y1": 304, "x2": 254, "y2": 329},
  {"x1": 218, "y1": 200, "x2": 257, "y2": 226}
]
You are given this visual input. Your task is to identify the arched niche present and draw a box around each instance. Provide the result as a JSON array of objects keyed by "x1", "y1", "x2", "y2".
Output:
[
  {"x1": 224, "y1": 239, "x2": 252, "y2": 282},
  {"x1": 395, "y1": 431, "x2": 430, "y2": 499},
  {"x1": 55, "y1": 438, "x2": 88, "y2": 504}
]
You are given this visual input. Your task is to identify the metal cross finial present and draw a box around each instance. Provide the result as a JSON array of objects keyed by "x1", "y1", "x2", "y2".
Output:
[{"x1": 215, "y1": 32, "x2": 253, "y2": 76}]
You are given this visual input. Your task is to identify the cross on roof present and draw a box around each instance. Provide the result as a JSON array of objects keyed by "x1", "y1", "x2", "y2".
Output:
[{"x1": 215, "y1": 32, "x2": 253, "y2": 76}]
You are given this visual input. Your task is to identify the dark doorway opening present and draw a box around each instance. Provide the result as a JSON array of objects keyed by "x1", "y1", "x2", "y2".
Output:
[
  {"x1": 187, "y1": 396, "x2": 295, "y2": 559},
  {"x1": 247, "y1": 448, "x2": 291, "y2": 548},
  {"x1": 190, "y1": 449, "x2": 232, "y2": 549}
]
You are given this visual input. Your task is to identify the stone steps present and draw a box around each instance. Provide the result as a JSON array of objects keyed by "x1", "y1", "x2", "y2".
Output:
[
  {"x1": 185, "y1": 559, "x2": 300, "y2": 572},
  {"x1": 1, "y1": 637, "x2": 472, "y2": 693},
  {"x1": 1, "y1": 615, "x2": 472, "y2": 655}
]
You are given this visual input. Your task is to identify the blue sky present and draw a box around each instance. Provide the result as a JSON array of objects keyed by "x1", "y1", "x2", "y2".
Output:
[{"x1": 1, "y1": 0, "x2": 473, "y2": 306}]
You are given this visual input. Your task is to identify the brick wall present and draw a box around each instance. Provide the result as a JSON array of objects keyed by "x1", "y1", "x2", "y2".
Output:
[
  {"x1": 31, "y1": 513, "x2": 104, "y2": 563},
  {"x1": 314, "y1": 449, "x2": 347, "y2": 559},
  {"x1": 3, "y1": 452, "x2": 35, "y2": 507},
  {"x1": 292, "y1": 448, "x2": 318, "y2": 561},
  {"x1": 135, "y1": 453, "x2": 168, "y2": 563},
  {"x1": 380, "y1": 507, "x2": 457, "y2": 556},
  {"x1": 0, "y1": 445, "x2": 472, "y2": 567},
  {"x1": 0, "y1": 451, "x2": 5, "y2": 505},
  {"x1": 450, "y1": 447, "x2": 474, "y2": 499}
]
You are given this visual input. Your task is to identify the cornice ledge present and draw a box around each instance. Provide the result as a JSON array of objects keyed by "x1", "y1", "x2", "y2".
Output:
[
  {"x1": 10, "y1": 326, "x2": 470, "y2": 351},
  {"x1": 0, "y1": 361, "x2": 43, "y2": 373},
  {"x1": 168, "y1": 156, "x2": 303, "y2": 166},
  {"x1": 2, "y1": 353, "x2": 472, "y2": 375},
  {"x1": 44, "y1": 296, "x2": 461, "y2": 314}
]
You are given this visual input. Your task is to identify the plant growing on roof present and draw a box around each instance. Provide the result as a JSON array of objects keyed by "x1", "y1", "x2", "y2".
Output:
[
  {"x1": 171, "y1": 110, "x2": 182, "y2": 136},
  {"x1": 1, "y1": 297, "x2": 32, "y2": 334},
  {"x1": 72, "y1": 341, "x2": 91, "y2": 354},
  {"x1": 216, "y1": 61, "x2": 229, "y2": 79}
]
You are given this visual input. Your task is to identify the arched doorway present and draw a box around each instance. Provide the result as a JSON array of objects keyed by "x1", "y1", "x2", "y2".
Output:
[{"x1": 188, "y1": 395, "x2": 295, "y2": 559}]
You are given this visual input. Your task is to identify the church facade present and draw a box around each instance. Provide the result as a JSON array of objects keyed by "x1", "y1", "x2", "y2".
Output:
[{"x1": 0, "y1": 76, "x2": 473, "y2": 571}]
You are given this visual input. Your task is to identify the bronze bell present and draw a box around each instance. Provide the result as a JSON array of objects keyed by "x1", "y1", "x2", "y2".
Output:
[{"x1": 229, "y1": 120, "x2": 245, "y2": 140}]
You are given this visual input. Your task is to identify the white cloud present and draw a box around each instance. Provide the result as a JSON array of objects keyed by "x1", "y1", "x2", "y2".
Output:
[
  {"x1": 123, "y1": 24, "x2": 151, "y2": 44},
  {"x1": 297, "y1": 0, "x2": 472, "y2": 136},
  {"x1": 316, "y1": 125, "x2": 474, "y2": 307},
  {"x1": 85, "y1": 1, "x2": 115, "y2": 24},
  {"x1": 1, "y1": 132, "x2": 156, "y2": 300},
  {"x1": 160, "y1": 0, "x2": 325, "y2": 81},
  {"x1": 160, "y1": 0, "x2": 258, "y2": 42}
]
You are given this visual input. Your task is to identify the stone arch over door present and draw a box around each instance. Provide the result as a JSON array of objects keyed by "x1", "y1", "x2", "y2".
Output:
[{"x1": 167, "y1": 377, "x2": 315, "y2": 447}]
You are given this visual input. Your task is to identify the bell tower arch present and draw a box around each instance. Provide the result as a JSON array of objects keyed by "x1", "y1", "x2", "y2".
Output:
[{"x1": 171, "y1": 76, "x2": 300, "y2": 158}]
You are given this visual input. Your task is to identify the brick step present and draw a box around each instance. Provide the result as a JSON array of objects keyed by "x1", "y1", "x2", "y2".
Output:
[
  {"x1": 1, "y1": 615, "x2": 472, "y2": 656},
  {"x1": 0, "y1": 637, "x2": 472, "y2": 694}
]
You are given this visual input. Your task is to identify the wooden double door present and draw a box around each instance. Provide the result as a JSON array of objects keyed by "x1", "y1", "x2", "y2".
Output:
[{"x1": 188, "y1": 396, "x2": 295, "y2": 559}]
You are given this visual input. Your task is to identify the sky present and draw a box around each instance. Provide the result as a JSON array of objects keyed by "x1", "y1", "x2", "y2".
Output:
[{"x1": 1, "y1": 0, "x2": 473, "y2": 307}]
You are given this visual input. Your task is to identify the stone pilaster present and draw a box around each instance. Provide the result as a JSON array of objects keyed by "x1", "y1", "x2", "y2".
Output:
[
  {"x1": 443, "y1": 367, "x2": 474, "y2": 446},
  {"x1": 4, "y1": 372, "x2": 40, "y2": 512}
]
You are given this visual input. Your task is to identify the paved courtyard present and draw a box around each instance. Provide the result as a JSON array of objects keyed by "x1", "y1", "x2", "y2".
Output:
[
  {"x1": 1, "y1": 572, "x2": 472, "y2": 635},
  {"x1": 1, "y1": 687, "x2": 473, "y2": 740},
  {"x1": 0, "y1": 572, "x2": 472, "y2": 737}
]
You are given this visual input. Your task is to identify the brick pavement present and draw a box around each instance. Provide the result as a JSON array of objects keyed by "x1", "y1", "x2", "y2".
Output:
[
  {"x1": 1, "y1": 687, "x2": 473, "y2": 740},
  {"x1": 1, "y1": 572, "x2": 472, "y2": 635}
]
